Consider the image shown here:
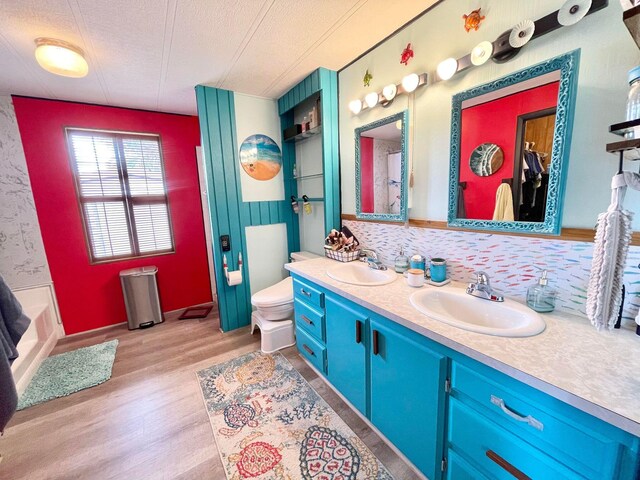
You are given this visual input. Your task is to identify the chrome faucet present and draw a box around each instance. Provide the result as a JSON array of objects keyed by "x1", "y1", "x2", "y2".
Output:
[
  {"x1": 359, "y1": 248, "x2": 378, "y2": 261},
  {"x1": 466, "y1": 271, "x2": 504, "y2": 302},
  {"x1": 359, "y1": 248, "x2": 387, "y2": 270}
]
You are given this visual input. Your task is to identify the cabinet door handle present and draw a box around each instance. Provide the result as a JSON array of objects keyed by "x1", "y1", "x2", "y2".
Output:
[
  {"x1": 355, "y1": 320, "x2": 362, "y2": 344},
  {"x1": 490, "y1": 395, "x2": 544, "y2": 431},
  {"x1": 302, "y1": 344, "x2": 315, "y2": 356},
  {"x1": 372, "y1": 329, "x2": 379, "y2": 355},
  {"x1": 486, "y1": 450, "x2": 531, "y2": 480},
  {"x1": 300, "y1": 288, "x2": 311, "y2": 298},
  {"x1": 301, "y1": 315, "x2": 314, "y2": 326}
]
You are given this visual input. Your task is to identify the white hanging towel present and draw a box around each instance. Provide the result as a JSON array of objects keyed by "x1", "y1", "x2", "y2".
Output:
[
  {"x1": 492, "y1": 183, "x2": 514, "y2": 221},
  {"x1": 586, "y1": 172, "x2": 639, "y2": 330}
]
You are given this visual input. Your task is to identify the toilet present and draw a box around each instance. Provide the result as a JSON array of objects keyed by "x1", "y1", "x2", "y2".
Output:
[{"x1": 250, "y1": 251, "x2": 319, "y2": 353}]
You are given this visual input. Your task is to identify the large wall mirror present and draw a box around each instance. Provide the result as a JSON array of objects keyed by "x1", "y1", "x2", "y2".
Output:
[
  {"x1": 355, "y1": 110, "x2": 408, "y2": 222},
  {"x1": 448, "y1": 50, "x2": 580, "y2": 235}
]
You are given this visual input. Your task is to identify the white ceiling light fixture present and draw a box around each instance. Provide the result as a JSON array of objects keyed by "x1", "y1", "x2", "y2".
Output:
[
  {"x1": 365, "y1": 92, "x2": 379, "y2": 108},
  {"x1": 349, "y1": 99, "x2": 363, "y2": 115},
  {"x1": 401, "y1": 73, "x2": 420, "y2": 93},
  {"x1": 382, "y1": 84, "x2": 397, "y2": 101},
  {"x1": 557, "y1": 0, "x2": 592, "y2": 26},
  {"x1": 509, "y1": 20, "x2": 536, "y2": 48},
  {"x1": 436, "y1": 58, "x2": 458, "y2": 81},
  {"x1": 470, "y1": 41, "x2": 494, "y2": 66},
  {"x1": 34, "y1": 38, "x2": 88, "y2": 78}
]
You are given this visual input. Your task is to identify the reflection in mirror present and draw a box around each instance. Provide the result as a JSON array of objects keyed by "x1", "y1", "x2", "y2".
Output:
[
  {"x1": 469, "y1": 143, "x2": 504, "y2": 177},
  {"x1": 448, "y1": 51, "x2": 580, "y2": 235},
  {"x1": 356, "y1": 110, "x2": 408, "y2": 222}
]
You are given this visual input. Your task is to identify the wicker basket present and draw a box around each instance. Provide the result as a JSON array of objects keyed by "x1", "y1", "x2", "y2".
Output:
[{"x1": 324, "y1": 248, "x2": 361, "y2": 263}]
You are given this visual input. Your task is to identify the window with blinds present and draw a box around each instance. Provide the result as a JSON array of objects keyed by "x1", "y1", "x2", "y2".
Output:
[{"x1": 66, "y1": 129, "x2": 174, "y2": 263}]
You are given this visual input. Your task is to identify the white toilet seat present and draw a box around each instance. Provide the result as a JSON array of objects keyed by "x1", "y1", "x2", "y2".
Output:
[{"x1": 251, "y1": 277, "x2": 293, "y2": 308}]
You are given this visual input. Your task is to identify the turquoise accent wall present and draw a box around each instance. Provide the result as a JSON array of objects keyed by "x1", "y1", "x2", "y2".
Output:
[
  {"x1": 279, "y1": 68, "x2": 340, "y2": 234},
  {"x1": 196, "y1": 68, "x2": 339, "y2": 332},
  {"x1": 196, "y1": 87, "x2": 294, "y2": 331}
]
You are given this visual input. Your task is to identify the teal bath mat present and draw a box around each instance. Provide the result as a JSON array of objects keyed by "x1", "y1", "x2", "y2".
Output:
[{"x1": 17, "y1": 339, "x2": 118, "y2": 410}]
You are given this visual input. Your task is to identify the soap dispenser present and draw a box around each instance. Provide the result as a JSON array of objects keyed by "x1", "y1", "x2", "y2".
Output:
[
  {"x1": 394, "y1": 247, "x2": 409, "y2": 273},
  {"x1": 526, "y1": 269, "x2": 557, "y2": 313}
]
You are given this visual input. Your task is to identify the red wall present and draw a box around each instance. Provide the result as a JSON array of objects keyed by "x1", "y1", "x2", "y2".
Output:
[
  {"x1": 460, "y1": 81, "x2": 559, "y2": 220},
  {"x1": 360, "y1": 136, "x2": 374, "y2": 213},
  {"x1": 12, "y1": 97, "x2": 212, "y2": 335}
]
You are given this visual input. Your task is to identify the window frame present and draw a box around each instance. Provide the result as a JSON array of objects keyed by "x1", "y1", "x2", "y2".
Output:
[{"x1": 65, "y1": 127, "x2": 176, "y2": 264}]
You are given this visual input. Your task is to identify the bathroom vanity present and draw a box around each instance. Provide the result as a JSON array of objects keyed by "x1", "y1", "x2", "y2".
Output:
[{"x1": 286, "y1": 258, "x2": 640, "y2": 480}]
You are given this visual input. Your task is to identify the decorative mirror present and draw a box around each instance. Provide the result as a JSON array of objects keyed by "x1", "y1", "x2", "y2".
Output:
[
  {"x1": 356, "y1": 110, "x2": 408, "y2": 222},
  {"x1": 448, "y1": 50, "x2": 580, "y2": 234}
]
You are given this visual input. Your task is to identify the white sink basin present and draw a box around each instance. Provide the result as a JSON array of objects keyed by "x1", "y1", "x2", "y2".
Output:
[
  {"x1": 326, "y1": 261, "x2": 397, "y2": 286},
  {"x1": 410, "y1": 287, "x2": 545, "y2": 337}
]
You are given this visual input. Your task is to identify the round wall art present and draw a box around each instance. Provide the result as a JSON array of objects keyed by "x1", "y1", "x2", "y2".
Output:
[
  {"x1": 469, "y1": 143, "x2": 504, "y2": 177},
  {"x1": 239, "y1": 134, "x2": 282, "y2": 181}
]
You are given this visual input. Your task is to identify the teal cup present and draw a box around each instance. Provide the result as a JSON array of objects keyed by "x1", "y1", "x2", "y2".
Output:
[{"x1": 430, "y1": 258, "x2": 447, "y2": 283}]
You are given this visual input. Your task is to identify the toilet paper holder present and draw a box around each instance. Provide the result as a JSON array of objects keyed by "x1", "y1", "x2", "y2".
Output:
[{"x1": 223, "y1": 252, "x2": 243, "y2": 286}]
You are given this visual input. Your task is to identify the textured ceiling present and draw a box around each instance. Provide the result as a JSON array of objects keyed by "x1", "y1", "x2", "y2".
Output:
[{"x1": 0, "y1": 0, "x2": 440, "y2": 115}]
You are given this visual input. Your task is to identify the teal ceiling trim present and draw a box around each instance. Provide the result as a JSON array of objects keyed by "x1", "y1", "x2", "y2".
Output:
[{"x1": 196, "y1": 85, "x2": 297, "y2": 332}]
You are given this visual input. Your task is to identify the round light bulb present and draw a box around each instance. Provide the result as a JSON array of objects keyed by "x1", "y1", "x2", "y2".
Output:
[
  {"x1": 401, "y1": 73, "x2": 420, "y2": 93},
  {"x1": 437, "y1": 58, "x2": 458, "y2": 81},
  {"x1": 349, "y1": 99, "x2": 362, "y2": 115},
  {"x1": 382, "y1": 84, "x2": 397, "y2": 101},
  {"x1": 470, "y1": 41, "x2": 494, "y2": 66},
  {"x1": 365, "y1": 92, "x2": 379, "y2": 108},
  {"x1": 34, "y1": 38, "x2": 88, "y2": 78}
]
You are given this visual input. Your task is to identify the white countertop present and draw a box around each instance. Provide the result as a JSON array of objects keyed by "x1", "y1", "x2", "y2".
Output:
[{"x1": 286, "y1": 257, "x2": 640, "y2": 437}]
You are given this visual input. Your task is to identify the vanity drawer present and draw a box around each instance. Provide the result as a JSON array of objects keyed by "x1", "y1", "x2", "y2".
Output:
[
  {"x1": 449, "y1": 397, "x2": 583, "y2": 479},
  {"x1": 446, "y1": 450, "x2": 490, "y2": 480},
  {"x1": 293, "y1": 278, "x2": 324, "y2": 310},
  {"x1": 294, "y1": 298, "x2": 325, "y2": 342},
  {"x1": 451, "y1": 361, "x2": 623, "y2": 479},
  {"x1": 296, "y1": 326, "x2": 326, "y2": 374}
]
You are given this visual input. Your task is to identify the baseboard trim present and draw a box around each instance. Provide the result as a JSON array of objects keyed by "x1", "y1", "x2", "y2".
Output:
[
  {"x1": 341, "y1": 214, "x2": 640, "y2": 246},
  {"x1": 299, "y1": 355, "x2": 428, "y2": 480}
]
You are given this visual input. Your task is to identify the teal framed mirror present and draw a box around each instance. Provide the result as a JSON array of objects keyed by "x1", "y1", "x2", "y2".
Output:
[
  {"x1": 448, "y1": 50, "x2": 580, "y2": 235},
  {"x1": 355, "y1": 110, "x2": 409, "y2": 222}
]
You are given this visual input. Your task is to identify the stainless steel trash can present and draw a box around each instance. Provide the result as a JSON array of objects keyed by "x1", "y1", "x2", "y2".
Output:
[{"x1": 119, "y1": 266, "x2": 164, "y2": 329}]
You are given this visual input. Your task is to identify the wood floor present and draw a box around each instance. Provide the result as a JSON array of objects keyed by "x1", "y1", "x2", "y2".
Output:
[{"x1": 1, "y1": 307, "x2": 421, "y2": 480}]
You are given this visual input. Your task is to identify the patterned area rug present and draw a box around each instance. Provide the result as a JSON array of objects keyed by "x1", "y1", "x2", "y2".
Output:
[
  {"x1": 197, "y1": 351, "x2": 394, "y2": 480},
  {"x1": 17, "y1": 339, "x2": 118, "y2": 410}
]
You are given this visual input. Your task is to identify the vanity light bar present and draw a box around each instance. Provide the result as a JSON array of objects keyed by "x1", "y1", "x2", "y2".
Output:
[
  {"x1": 349, "y1": 73, "x2": 428, "y2": 115},
  {"x1": 434, "y1": 0, "x2": 607, "y2": 81},
  {"x1": 349, "y1": 0, "x2": 607, "y2": 115}
]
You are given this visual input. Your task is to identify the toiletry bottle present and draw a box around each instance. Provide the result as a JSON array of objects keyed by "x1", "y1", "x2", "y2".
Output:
[
  {"x1": 394, "y1": 247, "x2": 409, "y2": 273},
  {"x1": 526, "y1": 269, "x2": 557, "y2": 313}
]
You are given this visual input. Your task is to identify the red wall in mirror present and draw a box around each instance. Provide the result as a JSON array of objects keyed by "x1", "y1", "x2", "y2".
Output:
[{"x1": 459, "y1": 81, "x2": 559, "y2": 220}]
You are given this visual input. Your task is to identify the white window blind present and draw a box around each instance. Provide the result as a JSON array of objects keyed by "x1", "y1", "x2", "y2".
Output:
[{"x1": 67, "y1": 129, "x2": 174, "y2": 262}]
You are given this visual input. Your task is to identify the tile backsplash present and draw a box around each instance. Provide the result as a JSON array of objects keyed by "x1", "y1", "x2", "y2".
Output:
[{"x1": 344, "y1": 220, "x2": 640, "y2": 324}]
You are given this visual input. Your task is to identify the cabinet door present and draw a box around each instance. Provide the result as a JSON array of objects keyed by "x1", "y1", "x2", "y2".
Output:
[
  {"x1": 325, "y1": 296, "x2": 368, "y2": 415},
  {"x1": 369, "y1": 314, "x2": 448, "y2": 480}
]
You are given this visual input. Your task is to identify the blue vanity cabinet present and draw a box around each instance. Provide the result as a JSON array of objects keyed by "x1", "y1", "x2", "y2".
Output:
[
  {"x1": 324, "y1": 296, "x2": 368, "y2": 415},
  {"x1": 369, "y1": 313, "x2": 448, "y2": 480},
  {"x1": 448, "y1": 359, "x2": 640, "y2": 480}
]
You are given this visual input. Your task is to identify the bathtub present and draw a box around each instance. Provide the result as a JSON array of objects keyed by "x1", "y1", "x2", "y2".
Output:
[{"x1": 11, "y1": 284, "x2": 64, "y2": 395}]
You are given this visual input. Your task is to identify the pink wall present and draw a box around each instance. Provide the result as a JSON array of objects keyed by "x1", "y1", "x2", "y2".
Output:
[
  {"x1": 360, "y1": 136, "x2": 374, "y2": 213},
  {"x1": 459, "y1": 81, "x2": 559, "y2": 220},
  {"x1": 12, "y1": 97, "x2": 212, "y2": 334}
]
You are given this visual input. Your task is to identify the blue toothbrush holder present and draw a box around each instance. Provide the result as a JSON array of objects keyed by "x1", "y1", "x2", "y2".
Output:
[{"x1": 430, "y1": 258, "x2": 447, "y2": 283}]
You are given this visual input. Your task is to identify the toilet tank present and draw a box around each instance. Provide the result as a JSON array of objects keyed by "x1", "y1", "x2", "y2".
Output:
[{"x1": 290, "y1": 251, "x2": 320, "y2": 262}]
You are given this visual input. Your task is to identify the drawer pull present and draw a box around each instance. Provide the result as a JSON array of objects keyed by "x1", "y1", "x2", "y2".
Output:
[
  {"x1": 490, "y1": 395, "x2": 544, "y2": 431},
  {"x1": 372, "y1": 330, "x2": 379, "y2": 355},
  {"x1": 302, "y1": 344, "x2": 315, "y2": 356},
  {"x1": 355, "y1": 320, "x2": 362, "y2": 344},
  {"x1": 486, "y1": 450, "x2": 531, "y2": 480},
  {"x1": 300, "y1": 288, "x2": 312, "y2": 298},
  {"x1": 301, "y1": 315, "x2": 314, "y2": 326}
]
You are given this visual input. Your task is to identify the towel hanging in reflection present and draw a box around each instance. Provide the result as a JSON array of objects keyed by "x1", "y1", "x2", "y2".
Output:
[{"x1": 492, "y1": 183, "x2": 514, "y2": 221}]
